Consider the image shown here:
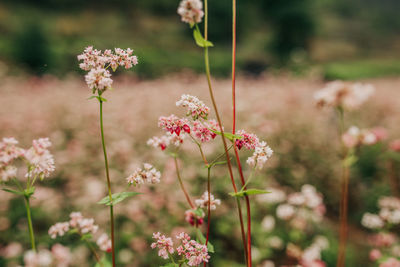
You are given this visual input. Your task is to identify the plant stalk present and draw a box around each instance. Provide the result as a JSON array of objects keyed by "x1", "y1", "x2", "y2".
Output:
[
  {"x1": 24, "y1": 196, "x2": 36, "y2": 252},
  {"x1": 99, "y1": 99, "x2": 116, "y2": 267}
]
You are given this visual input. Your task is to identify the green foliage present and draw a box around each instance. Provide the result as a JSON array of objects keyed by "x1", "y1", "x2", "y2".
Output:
[
  {"x1": 229, "y1": 189, "x2": 270, "y2": 197},
  {"x1": 97, "y1": 192, "x2": 141, "y2": 206}
]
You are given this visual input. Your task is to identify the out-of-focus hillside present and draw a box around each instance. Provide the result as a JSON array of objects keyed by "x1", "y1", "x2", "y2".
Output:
[{"x1": 0, "y1": 0, "x2": 400, "y2": 79}]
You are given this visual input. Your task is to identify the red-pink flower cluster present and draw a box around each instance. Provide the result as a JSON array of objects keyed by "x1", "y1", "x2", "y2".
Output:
[
  {"x1": 147, "y1": 132, "x2": 186, "y2": 151},
  {"x1": 235, "y1": 130, "x2": 260, "y2": 150},
  {"x1": 192, "y1": 120, "x2": 220, "y2": 143},
  {"x1": 185, "y1": 209, "x2": 205, "y2": 226},
  {"x1": 158, "y1": 115, "x2": 191, "y2": 136}
]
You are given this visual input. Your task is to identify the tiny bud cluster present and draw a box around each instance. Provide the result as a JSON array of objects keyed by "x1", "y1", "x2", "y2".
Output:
[{"x1": 126, "y1": 163, "x2": 161, "y2": 186}]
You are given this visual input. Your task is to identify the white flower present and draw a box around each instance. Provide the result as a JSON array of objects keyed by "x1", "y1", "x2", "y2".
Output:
[
  {"x1": 177, "y1": 0, "x2": 204, "y2": 25},
  {"x1": 84, "y1": 67, "x2": 113, "y2": 93},
  {"x1": 361, "y1": 213, "x2": 384, "y2": 229},
  {"x1": 276, "y1": 204, "x2": 295, "y2": 220},
  {"x1": 195, "y1": 191, "x2": 221, "y2": 210},
  {"x1": 246, "y1": 141, "x2": 273, "y2": 169},
  {"x1": 97, "y1": 233, "x2": 112, "y2": 252},
  {"x1": 267, "y1": 236, "x2": 284, "y2": 250},
  {"x1": 257, "y1": 188, "x2": 286, "y2": 204},
  {"x1": 126, "y1": 163, "x2": 161, "y2": 186},
  {"x1": 261, "y1": 215, "x2": 275, "y2": 232}
]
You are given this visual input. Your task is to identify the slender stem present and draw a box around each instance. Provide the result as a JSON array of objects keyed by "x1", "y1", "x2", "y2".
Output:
[
  {"x1": 336, "y1": 107, "x2": 347, "y2": 267},
  {"x1": 232, "y1": 0, "x2": 237, "y2": 134},
  {"x1": 173, "y1": 155, "x2": 195, "y2": 209},
  {"x1": 189, "y1": 134, "x2": 209, "y2": 165},
  {"x1": 210, "y1": 144, "x2": 234, "y2": 166},
  {"x1": 99, "y1": 99, "x2": 116, "y2": 267},
  {"x1": 203, "y1": 167, "x2": 212, "y2": 267},
  {"x1": 83, "y1": 238, "x2": 103, "y2": 266},
  {"x1": 203, "y1": 0, "x2": 248, "y2": 264},
  {"x1": 24, "y1": 196, "x2": 36, "y2": 252}
]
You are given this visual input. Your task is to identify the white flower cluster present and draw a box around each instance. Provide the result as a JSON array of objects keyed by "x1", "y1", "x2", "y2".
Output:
[
  {"x1": 246, "y1": 141, "x2": 273, "y2": 170},
  {"x1": 147, "y1": 132, "x2": 186, "y2": 151},
  {"x1": 126, "y1": 163, "x2": 161, "y2": 186},
  {"x1": 177, "y1": 0, "x2": 204, "y2": 25},
  {"x1": 342, "y1": 126, "x2": 379, "y2": 148},
  {"x1": 195, "y1": 191, "x2": 221, "y2": 210},
  {"x1": 24, "y1": 244, "x2": 71, "y2": 267},
  {"x1": 176, "y1": 94, "x2": 210, "y2": 120},
  {"x1": 314, "y1": 81, "x2": 374, "y2": 110},
  {"x1": 362, "y1": 196, "x2": 400, "y2": 230}
]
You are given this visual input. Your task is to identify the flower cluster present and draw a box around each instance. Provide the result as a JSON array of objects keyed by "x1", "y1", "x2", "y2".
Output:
[
  {"x1": 235, "y1": 130, "x2": 260, "y2": 150},
  {"x1": 314, "y1": 81, "x2": 374, "y2": 110},
  {"x1": 192, "y1": 120, "x2": 221, "y2": 143},
  {"x1": 0, "y1": 137, "x2": 55, "y2": 182},
  {"x1": 342, "y1": 126, "x2": 382, "y2": 148},
  {"x1": 176, "y1": 232, "x2": 210, "y2": 266},
  {"x1": 158, "y1": 115, "x2": 191, "y2": 136},
  {"x1": 195, "y1": 191, "x2": 221, "y2": 210},
  {"x1": 362, "y1": 196, "x2": 400, "y2": 265},
  {"x1": 147, "y1": 132, "x2": 186, "y2": 151},
  {"x1": 185, "y1": 208, "x2": 205, "y2": 226},
  {"x1": 77, "y1": 46, "x2": 138, "y2": 94},
  {"x1": 246, "y1": 141, "x2": 273, "y2": 169},
  {"x1": 176, "y1": 94, "x2": 210, "y2": 120},
  {"x1": 126, "y1": 163, "x2": 161, "y2": 186},
  {"x1": 24, "y1": 244, "x2": 71, "y2": 267},
  {"x1": 96, "y1": 233, "x2": 112, "y2": 253},
  {"x1": 289, "y1": 236, "x2": 330, "y2": 267},
  {"x1": 150, "y1": 232, "x2": 175, "y2": 259},
  {"x1": 177, "y1": 0, "x2": 204, "y2": 25},
  {"x1": 151, "y1": 232, "x2": 210, "y2": 266}
]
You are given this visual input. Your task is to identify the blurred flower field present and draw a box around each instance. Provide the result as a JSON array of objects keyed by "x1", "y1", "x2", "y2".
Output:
[{"x1": 1, "y1": 73, "x2": 400, "y2": 266}]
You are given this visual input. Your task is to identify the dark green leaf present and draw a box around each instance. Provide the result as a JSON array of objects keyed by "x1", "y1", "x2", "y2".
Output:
[
  {"x1": 98, "y1": 191, "x2": 142, "y2": 206},
  {"x1": 229, "y1": 189, "x2": 270, "y2": 197}
]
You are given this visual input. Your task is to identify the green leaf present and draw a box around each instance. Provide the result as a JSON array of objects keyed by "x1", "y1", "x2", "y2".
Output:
[
  {"x1": 229, "y1": 189, "x2": 270, "y2": 197},
  {"x1": 343, "y1": 154, "x2": 358, "y2": 167},
  {"x1": 193, "y1": 208, "x2": 205, "y2": 218},
  {"x1": 209, "y1": 129, "x2": 242, "y2": 141},
  {"x1": 161, "y1": 264, "x2": 179, "y2": 267},
  {"x1": 80, "y1": 233, "x2": 92, "y2": 241},
  {"x1": 193, "y1": 28, "x2": 214, "y2": 48},
  {"x1": 98, "y1": 191, "x2": 142, "y2": 206},
  {"x1": 95, "y1": 255, "x2": 112, "y2": 267},
  {"x1": 2, "y1": 188, "x2": 24, "y2": 195},
  {"x1": 196, "y1": 229, "x2": 215, "y2": 253}
]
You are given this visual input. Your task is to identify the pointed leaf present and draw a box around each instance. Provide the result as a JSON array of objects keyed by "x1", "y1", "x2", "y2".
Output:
[
  {"x1": 2, "y1": 188, "x2": 24, "y2": 195},
  {"x1": 229, "y1": 189, "x2": 270, "y2": 197},
  {"x1": 196, "y1": 229, "x2": 215, "y2": 253},
  {"x1": 209, "y1": 129, "x2": 242, "y2": 141},
  {"x1": 98, "y1": 191, "x2": 142, "y2": 206},
  {"x1": 193, "y1": 28, "x2": 214, "y2": 48}
]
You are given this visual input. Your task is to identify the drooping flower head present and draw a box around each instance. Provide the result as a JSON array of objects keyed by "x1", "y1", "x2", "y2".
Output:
[
  {"x1": 235, "y1": 130, "x2": 260, "y2": 150},
  {"x1": 151, "y1": 232, "x2": 175, "y2": 259},
  {"x1": 314, "y1": 81, "x2": 374, "y2": 110},
  {"x1": 126, "y1": 163, "x2": 161, "y2": 186},
  {"x1": 195, "y1": 191, "x2": 221, "y2": 210},
  {"x1": 177, "y1": 0, "x2": 204, "y2": 25},
  {"x1": 246, "y1": 141, "x2": 273, "y2": 169},
  {"x1": 158, "y1": 115, "x2": 191, "y2": 136},
  {"x1": 176, "y1": 94, "x2": 210, "y2": 120}
]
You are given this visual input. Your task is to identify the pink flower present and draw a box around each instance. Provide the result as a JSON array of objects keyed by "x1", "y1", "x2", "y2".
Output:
[
  {"x1": 0, "y1": 137, "x2": 24, "y2": 167},
  {"x1": 369, "y1": 233, "x2": 397, "y2": 247},
  {"x1": 176, "y1": 94, "x2": 210, "y2": 120},
  {"x1": 147, "y1": 132, "x2": 186, "y2": 151},
  {"x1": 69, "y1": 212, "x2": 83, "y2": 228},
  {"x1": 390, "y1": 139, "x2": 400, "y2": 152},
  {"x1": 0, "y1": 166, "x2": 17, "y2": 182},
  {"x1": 379, "y1": 257, "x2": 400, "y2": 267},
  {"x1": 126, "y1": 163, "x2": 161, "y2": 186},
  {"x1": 151, "y1": 232, "x2": 175, "y2": 259},
  {"x1": 177, "y1": 0, "x2": 204, "y2": 25},
  {"x1": 97, "y1": 233, "x2": 112, "y2": 253},
  {"x1": 78, "y1": 218, "x2": 99, "y2": 234},
  {"x1": 158, "y1": 115, "x2": 191, "y2": 136},
  {"x1": 369, "y1": 249, "x2": 382, "y2": 261},
  {"x1": 176, "y1": 232, "x2": 210, "y2": 266},
  {"x1": 48, "y1": 222, "x2": 70, "y2": 239},
  {"x1": 371, "y1": 127, "x2": 388, "y2": 142},
  {"x1": 195, "y1": 191, "x2": 221, "y2": 210},
  {"x1": 51, "y1": 244, "x2": 71, "y2": 267},
  {"x1": 24, "y1": 138, "x2": 55, "y2": 179},
  {"x1": 185, "y1": 209, "x2": 205, "y2": 226},
  {"x1": 235, "y1": 130, "x2": 260, "y2": 150},
  {"x1": 342, "y1": 126, "x2": 379, "y2": 148},
  {"x1": 192, "y1": 120, "x2": 218, "y2": 143}
]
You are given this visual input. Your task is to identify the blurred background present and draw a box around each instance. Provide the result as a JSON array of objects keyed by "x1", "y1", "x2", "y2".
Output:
[
  {"x1": 0, "y1": 0, "x2": 400, "y2": 79},
  {"x1": 1, "y1": 1, "x2": 400, "y2": 267}
]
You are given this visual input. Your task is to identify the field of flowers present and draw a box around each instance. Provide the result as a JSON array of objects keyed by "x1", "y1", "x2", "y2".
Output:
[{"x1": 0, "y1": 72, "x2": 400, "y2": 266}]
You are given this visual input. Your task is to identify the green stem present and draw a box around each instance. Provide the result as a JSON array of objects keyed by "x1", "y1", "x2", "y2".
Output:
[
  {"x1": 24, "y1": 196, "x2": 36, "y2": 252},
  {"x1": 173, "y1": 155, "x2": 195, "y2": 209},
  {"x1": 83, "y1": 238, "x2": 103, "y2": 266},
  {"x1": 99, "y1": 98, "x2": 116, "y2": 267}
]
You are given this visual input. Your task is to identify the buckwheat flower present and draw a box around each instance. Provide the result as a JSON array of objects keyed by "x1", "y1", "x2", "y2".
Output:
[
  {"x1": 177, "y1": 0, "x2": 204, "y2": 25},
  {"x1": 192, "y1": 121, "x2": 215, "y2": 143},
  {"x1": 51, "y1": 244, "x2": 71, "y2": 267},
  {"x1": 185, "y1": 209, "x2": 205, "y2": 226},
  {"x1": 390, "y1": 139, "x2": 400, "y2": 152},
  {"x1": 85, "y1": 67, "x2": 113, "y2": 94},
  {"x1": 301, "y1": 184, "x2": 324, "y2": 209},
  {"x1": 380, "y1": 257, "x2": 400, "y2": 267},
  {"x1": 276, "y1": 204, "x2": 295, "y2": 220},
  {"x1": 176, "y1": 232, "x2": 210, "y2": 266},
  {"x1": 126, "y1": 163, "x2": 161, "y2": 186},
  {"x1": 261, "y1": 215, "x2": 275, "y2": 232},
  {"x1": 147, "y1": 132, "x2": 186, "y2": 151},
  {"x1": 78, "y1": 218, "x2": 98, "y2": 234},
  {"x1": 176, "y1": 94, "x2": 210, "y2": 120},
  {"x1": 235, "y1": 130, "x2": 260, "y2": 150},
  {"x1": 0, "y1": 165, "x2": 17, "y2": 182},
  {"x1": 151, "y1": 232, "x2": 174, "y2": 259},
  {"x1": 314, "y1": 81, "x2": 374, "y2": 110},
  {"x1": 77, "y1": 46, "x2": 105, "y2": 71},
  {"x1": 246, "y1": 141, "x2": 273, "y2": 169},
  {"x1": 24, "y1": 249, "x2": 53, "y2": 267},
  {"x1": 97, "y1": 233, "x2": 112, "y2": 252},
  {"x1": 369, "y1": 249, "x2": 382, "y2": 261},
  {"x1": 287, "y1": 192, "x2": 306, "y2": 206},
  {"x1": 113, "y1": 48, "x2": 139, "y2": 69},
  {"x1": 342, "y1": 126, "x2": 379, "y2": 148},
  {"x1": 195, "y1": 191, "x2": 221, "y2": 210},
  {"x1": 24, "y1": 138, "x2": 55, "y2": 179},
  {"x1": 362, "y1": 213, "x2": 384, "y2": 229},
  {"x1": 69, "y1": 212, "x2": 83, "y2": 228},
  {"x1": 48, "y1": 222, "x2": 70, "y2": 239},
  {"x1": 0, "y1": 137, "x2": 24, "y2": 166},
  {"x1": 369, "y1": 232, "x2": 397, "y2": 247},
  {"x1": 158, "y1": 115, "x2": 191, "y2": 136}
]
